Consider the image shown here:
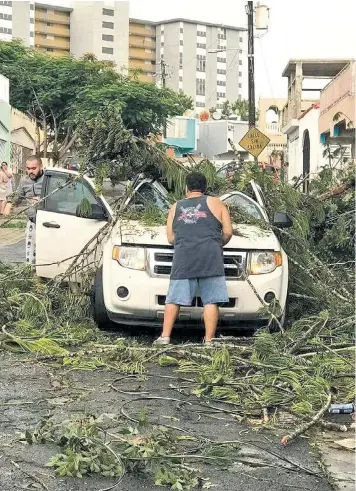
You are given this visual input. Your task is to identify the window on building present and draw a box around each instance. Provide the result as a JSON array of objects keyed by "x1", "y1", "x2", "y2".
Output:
[
  {"x1": 239, "y1": 60, "x2": 242, "y2": 65},
  {"x1": 46, "y1": 22, "x2": 53, "y2": 26},
  {"x1": 239, "y1": 36, "x2": 243, "y2": 42},
  {"x1": 102, "y1": 34, "x2": 114, "y2": 41},
  {"x1": 196, "y1": 78, "x2": 205, "y2": 96},
  {"x1": 47, "y1": 48, "x2": 54, "y2": 52},
  {"x1": 102, "y1": 8, "x2": 114, "y2": 16},
  {"x1": 239, "y1": 71, "x2": 242, "y2": 77},
  {"x1": 196, "y1": 54, "x2": 206, "y2": 72},
  {"x1": 218, "y1": 33, "x2": 226, "y2": 40},
  {"x1": 217, "y1": 69, "x2": 226, "y2": 75},
  {"x1": 30, "y1": 32, "x2": 34, "y2": 37},
  {"x1": 217, "y1": 57, "x2": 226, "y2": 63},
  {"x1": 102, "y1": 21, "x2": 114, "y2": 29},
  {"x1": 238, "y1": 83, "x2": 242, "y2": 88},
  {"x1": 197, "y1": 30, "x2": 206, "y2": 37},
  {"x1": 239, "y1": 49, "x2": 243, "y2": 54},
  {"x1": 0, "y1": 13, "x2": 12, "y2": 20},
  {"x1": 102, "y1": 47, "x2": 114, "y2": 54},
  {"x1": 180, "y1": 40, "x2": 183, "y2": 46},
  {"x1": 180, "y1": 27, "x2": 183, "y2": 33},
  {"x1": 196, "y1": 102, "x2": 205, "y2": 108},
  {"x1": 197, "y1": 43, "x2": 206, "y2": 49},
  {"x1": 0, "y1": 1, "x2": 12, "y2": 6},
  {"x1": 217, "y1": 92, "x2": 226, "y2": 98},
  {"x1": 30, "y1": 3, "x2": 34, "y2": 9},
  {"x1": 217, "y1": 80, "x2": 226, "y2": 86},
  {"x1": 179, "y1": 76, "x2": 183, "y2": 82},
  {"x1": 30, "y1": 17, "x2": 34, "y2": 23},
  {"x1": 0, "y1": 26, "x2": 12, "y2": 34}
]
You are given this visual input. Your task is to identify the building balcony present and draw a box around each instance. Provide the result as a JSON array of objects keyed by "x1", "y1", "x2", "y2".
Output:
[
  {"x1": 35, "y1": 21, "x2": 70, "y2": 38},
  {"x1": 35, "y1": 12, "x2": 70, "y2": 25},
  {"x1": 129, "y1": 50, "x2": 156, "y2": 62},
  {"x1": 35, "y1": 38, "x2": 70, "y2": 50},
  {"x1": 129, "y1": 23, "x2": 156, "y2": 38},
  {"x1": 129, "y1": 38, "x2": 156, "y2": 50},
  {"x1": 319, "y1": 61, "x2": 355, "y2": 135},
  {"x1": 266, "y1": 122, "x2": 281, "y2": 133}
]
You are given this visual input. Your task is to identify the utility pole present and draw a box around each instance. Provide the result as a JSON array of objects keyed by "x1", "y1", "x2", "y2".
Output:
[
  {"x1": 161, "y1": 59, "x2": 167, "y2": 138},
  {"x1": 246, "y1": 1, "x2": 256, "y2": 130}
]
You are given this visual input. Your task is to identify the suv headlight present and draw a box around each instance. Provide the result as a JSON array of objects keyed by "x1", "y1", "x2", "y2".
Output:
[
  {"x1": 112, "y1": 246, "x2": 146, "y2": 271},
  {"x1": 248, "y1": 251, "x2": 282, "y2": 275}
]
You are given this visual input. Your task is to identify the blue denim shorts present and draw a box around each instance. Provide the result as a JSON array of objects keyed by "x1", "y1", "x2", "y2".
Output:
[{"x1": 166, "y1": 276, "x2": 229, "y2": 306}]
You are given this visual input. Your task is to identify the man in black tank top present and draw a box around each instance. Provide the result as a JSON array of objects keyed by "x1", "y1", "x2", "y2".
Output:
[{"x1": 154, "y1": 172, "x2": 233, "y2": 345}]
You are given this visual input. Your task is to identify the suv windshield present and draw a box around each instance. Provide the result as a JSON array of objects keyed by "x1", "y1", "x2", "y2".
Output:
[
  {"x1": 130, "y1": 182, "x2": 171, "y2": 213},
  {"x1": 223, "y1": 193, "x2": 264, "y2": 221}
]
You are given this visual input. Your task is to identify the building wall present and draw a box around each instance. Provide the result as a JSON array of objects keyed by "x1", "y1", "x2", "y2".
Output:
[
  {"x1": 287, "y1": 107, "x2": 328, "y2": 182},
  {"x1": 12, "y1": 1, "x2": 35, "y2": 47},
  {"x1": 258, "y1": 97, "x2": 287, "y2": 163},
  {"x1": 0, "y1": 74, "x2": 11, "y2": 162},
  {"x1": 70, "y1": 1, "x2": 129, "y2": 73},
  {"x1": 128, "y1": 19, "x2": 156, "y2": 83},
  {"x1": 197, "y1": 120, "x2": 249, "y2": 159},
  {"x1": 319, "y1": 61, "x2": 356, "y2": 135},
  {"x1": 158, "y1": 20, "x2": 247, "y2": 115},
  {"x1": 0, "y1": 0, "x2": 35, "y2": 46},
  {"x1": 35, "y1": 3, "x2": 71, "y2": 57}
]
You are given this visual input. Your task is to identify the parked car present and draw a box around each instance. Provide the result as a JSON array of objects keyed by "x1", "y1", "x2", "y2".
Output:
[{"x1": 35, "y1": 168, "x2": 291, "y2": 330}]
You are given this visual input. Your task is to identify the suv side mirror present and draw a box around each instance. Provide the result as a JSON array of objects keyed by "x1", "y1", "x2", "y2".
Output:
[
  {"x1": 76, "y1": 203, "x2": 108, "y2": 220},
  {"x1": 273, "y1": 211, "x2": 293, "y2": 228}
]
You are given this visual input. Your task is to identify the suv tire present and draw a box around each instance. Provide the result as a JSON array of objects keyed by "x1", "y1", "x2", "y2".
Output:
[{"x1": 92, "y1": 266, "x2": 111, "y2": 330}]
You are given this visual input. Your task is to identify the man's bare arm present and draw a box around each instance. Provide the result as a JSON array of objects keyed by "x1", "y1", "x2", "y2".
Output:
[
  {"x1": 166, "y1": 204, "x2": 176, "y2": 245},
  {"x1": 221, "y1": 202, "x2": 233, "y2": 245}
]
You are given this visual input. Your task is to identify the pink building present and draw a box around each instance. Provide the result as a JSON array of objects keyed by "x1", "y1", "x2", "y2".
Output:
[{"x1": 319, "y1": 61, "x2": 355, "y2": 161}]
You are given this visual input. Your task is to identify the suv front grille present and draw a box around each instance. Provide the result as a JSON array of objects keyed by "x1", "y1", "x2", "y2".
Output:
[{"x1": 148, "y1": 249, "x2": 246, "y2": 280}]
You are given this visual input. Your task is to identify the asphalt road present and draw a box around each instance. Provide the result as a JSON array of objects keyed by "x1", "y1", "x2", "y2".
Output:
[
  {"x1": 0, "y1": 352, "x2": 333, "y2": 491},
  {"x1": 0, "y1": 238, "x2": 25, "y2": 262}
]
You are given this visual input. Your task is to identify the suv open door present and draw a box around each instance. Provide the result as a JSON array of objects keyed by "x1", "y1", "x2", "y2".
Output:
[{"x1": 36, "y1": 170, "x2": 112, "y2": 279}]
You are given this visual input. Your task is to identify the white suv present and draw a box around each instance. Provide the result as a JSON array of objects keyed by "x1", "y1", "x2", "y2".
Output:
[{"x1": 35, "y1": 169, "x2": 291, "y2": 330}]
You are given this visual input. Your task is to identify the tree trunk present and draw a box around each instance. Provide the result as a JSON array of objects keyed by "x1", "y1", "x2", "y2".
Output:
[
  {"x1": 318, "y1": 179, "x2": 354, "y2": 201},
  {"x1": 43, "y1": 124, "x2": 48, "y2": 158}
]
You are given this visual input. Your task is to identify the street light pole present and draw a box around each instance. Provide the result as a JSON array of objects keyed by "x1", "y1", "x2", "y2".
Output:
[
  {"x1": 246, "y1": 1, "x2": 255, "y2": 129},
  {"x1": 161, "y1": 58, "x2": 167, "y2": 138}
]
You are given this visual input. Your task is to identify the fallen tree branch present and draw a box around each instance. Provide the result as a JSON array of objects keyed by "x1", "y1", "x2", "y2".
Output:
[{"x1": 281, "y1": 392, "x2": 332, "y2": 445}]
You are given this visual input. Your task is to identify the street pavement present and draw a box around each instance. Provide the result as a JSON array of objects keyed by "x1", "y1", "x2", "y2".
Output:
[{"x1": 0, "y1": 238, "x2": 25, "y2": 262}]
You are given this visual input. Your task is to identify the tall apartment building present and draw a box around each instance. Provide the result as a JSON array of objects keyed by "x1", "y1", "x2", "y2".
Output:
[
  {"x1": 0, "y1": 0, "x2": 35, "y2": 47},
  {"x1": 157, "y1": 19, "x2": 247, "y2": 114},
  {"x1": 128, "y1": 19, "x2": 156, "y2": 84},
  {"x1": 35, "y1": 3, "x2": 71, "y2": 56},
  {"x1": 0, "y1": 3, "x2": 248, "y2": 111},
  {"x1": 70, "y1": 1, "x2": 129, "y2": 72}
]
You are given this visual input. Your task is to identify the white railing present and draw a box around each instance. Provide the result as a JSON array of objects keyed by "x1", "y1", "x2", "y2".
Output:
[{"x1": 266, "y1": 122, "x2": 281, "y2": 133}]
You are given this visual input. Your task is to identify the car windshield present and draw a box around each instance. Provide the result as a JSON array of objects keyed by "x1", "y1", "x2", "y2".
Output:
[
  {"x1": 129, "y1": 182, "x2": 171, "y2": 213},
  {"x1": 223, "y1": 193, "x2": 264, "y2": 221}
]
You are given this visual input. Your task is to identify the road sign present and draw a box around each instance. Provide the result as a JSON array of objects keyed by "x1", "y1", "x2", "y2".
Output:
[{"x1": 238, "y1": 127, "x2": 270, "y2": 158}]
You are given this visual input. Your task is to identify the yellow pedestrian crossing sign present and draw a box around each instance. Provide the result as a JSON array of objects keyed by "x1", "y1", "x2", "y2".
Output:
[{"x1": 238, "y1": 127, "x2": 270, "y2": 158}]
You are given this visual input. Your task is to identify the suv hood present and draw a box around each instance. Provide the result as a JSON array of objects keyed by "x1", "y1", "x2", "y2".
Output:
[{"x1": 117, "y1": 220, "x2": 281, "y2": 251}]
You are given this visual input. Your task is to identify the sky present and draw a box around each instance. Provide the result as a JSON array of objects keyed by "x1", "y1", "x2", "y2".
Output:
[{"x1": 44, "y1": 0, "x2": 356, "y2": 100}]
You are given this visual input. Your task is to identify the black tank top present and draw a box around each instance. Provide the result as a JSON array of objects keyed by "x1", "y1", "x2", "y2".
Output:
[{"x1": 170, "y1": 195, "x2": 225, "y2": 280}]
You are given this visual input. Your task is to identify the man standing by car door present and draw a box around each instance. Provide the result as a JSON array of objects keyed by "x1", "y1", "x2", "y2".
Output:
[
  {"x1": 10, "y1": 156, "x2": 44, "y2": 265},
  {"x1": 154, "y1": 172, "x2": 233, "y2": 345}
]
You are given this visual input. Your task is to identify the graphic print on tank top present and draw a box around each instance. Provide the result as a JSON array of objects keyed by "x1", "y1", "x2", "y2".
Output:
[{"x1": 177, "y1": 203, "x2": 207, "y2": 225}]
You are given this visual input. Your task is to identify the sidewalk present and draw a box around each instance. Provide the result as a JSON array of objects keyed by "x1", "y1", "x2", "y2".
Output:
[{"x1": 319, "y1": 429, "x2": 355, "y2": 490}]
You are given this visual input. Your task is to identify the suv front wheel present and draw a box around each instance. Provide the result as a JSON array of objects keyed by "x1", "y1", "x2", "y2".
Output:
[{"x1": 92, "y1": 266, "x2": 111, "y2": 330}]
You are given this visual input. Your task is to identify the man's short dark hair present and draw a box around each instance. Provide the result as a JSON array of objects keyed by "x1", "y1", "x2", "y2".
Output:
[
  {"x1": 186, "y1": 172, "x2": 207, "y2": 193},
  {"x1": 27, "y1": 155, "x2": 42, "y2": 165}
]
